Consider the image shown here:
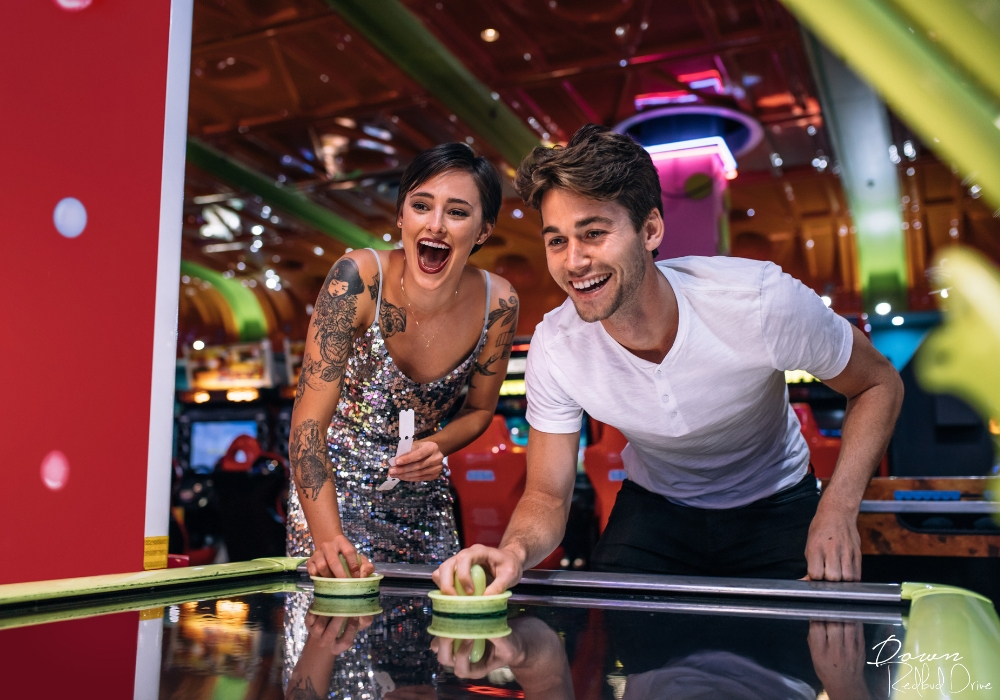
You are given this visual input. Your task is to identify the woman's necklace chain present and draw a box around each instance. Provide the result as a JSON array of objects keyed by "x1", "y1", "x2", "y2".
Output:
[{"x1": 399, "y1": 265, "x2": 459, "y2": 348}]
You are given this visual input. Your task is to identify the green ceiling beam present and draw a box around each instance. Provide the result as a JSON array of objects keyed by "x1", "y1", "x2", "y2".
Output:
[
  {"x1": 779, "y1": 0, "x2": 1000, "y2": 214},
  {"x1": 187, "y1": 138, "x2": 390, "y2": 251},
  {"x1": 180, "y1": 260, "x2": 269, "y2": 341},
  {"x1": 325, "y1": 0, "x2": 541, "y2": 167},
  {"x1": 804, "y1": 36, "x2": 908, "y2": 312}
]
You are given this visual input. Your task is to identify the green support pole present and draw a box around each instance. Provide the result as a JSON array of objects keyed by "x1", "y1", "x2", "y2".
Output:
[
  {"x1": 325, "y1": 0, "x2": 541, "y2": 167},
  {"x1": 180, "y1": 260, "x2": 269, "y2": 341},
  {"x1": 779, "y1": 0, "x2": 1000, "y2": 212},
  {"x1": 804, "y1": 36, "x2": 908, "y2": 312},
  {"x1": 187, "y1": 139, "x2": 390, "y2": 252}
]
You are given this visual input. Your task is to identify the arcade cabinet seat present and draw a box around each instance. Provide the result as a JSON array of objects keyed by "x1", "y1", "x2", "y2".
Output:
[
  {"x1": 449, "y1": 414, "x2": 563, "y2": 569},
  {"x1": 214, "y1": 436, "x2": 288, "y2": 562},
  {"x1": 790, "y1": 403, "x2": 841, "y2": 479},
  {"x1": 583, "y1": 419, "x2": 629, "y2": 534}
]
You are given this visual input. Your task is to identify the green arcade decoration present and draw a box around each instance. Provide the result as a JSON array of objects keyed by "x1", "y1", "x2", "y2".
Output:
[
  {"x1": 187, "y1": 139, "x2": 390, "y2": 253},
  {"x1": 180, "y1": 260, "x2": 269, "y2": 342},
  {"x1": 324, "y1": 0, "x2": 541, "y2": 167}
]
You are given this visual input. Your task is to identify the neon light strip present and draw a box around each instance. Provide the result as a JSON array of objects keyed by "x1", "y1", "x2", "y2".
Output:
[{"x1": 644, "y1": 136, "x2": 738, "y2": 173}]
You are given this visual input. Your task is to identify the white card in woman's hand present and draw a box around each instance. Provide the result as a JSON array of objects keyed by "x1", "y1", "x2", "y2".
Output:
[{"x1": 377, "y1": 409, "x2": 414, "y2": 491}]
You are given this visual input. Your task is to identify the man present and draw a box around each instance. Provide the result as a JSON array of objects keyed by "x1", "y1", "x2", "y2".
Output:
[{"x1": 434, "y1": 125, "x2": 903, "y2": 594}]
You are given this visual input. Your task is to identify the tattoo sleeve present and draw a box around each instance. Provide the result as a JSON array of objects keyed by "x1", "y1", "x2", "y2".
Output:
[
  {"x1": 473, "y1": 285, "x2": 519, "y2": 383},
  {"x1": 289, "y1": 419, "x2": 330, "y2": 501},
  {"x1": 287, "y1": 677, "x2": 323, "y2": 700},
  {"x1": 312, "y1": 258, "x2": 364, "y2": 383}
]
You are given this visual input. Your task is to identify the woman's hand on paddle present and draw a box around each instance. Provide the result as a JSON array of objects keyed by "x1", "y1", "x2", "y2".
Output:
[
  {"x1": 307, "y1": 534, "x2": 375, "y2": 578},
  {"x1": 389, "y1": 439, "x2": 445, "y2": 482}
]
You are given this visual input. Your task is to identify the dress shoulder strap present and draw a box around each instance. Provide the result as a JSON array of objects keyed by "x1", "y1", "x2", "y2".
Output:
[
  {"x1": 367, "y1": 248, "x2": 383, "y2": 322},
  {"x1": 481, "y1": 269, "x2": 492, "y2": 334}
]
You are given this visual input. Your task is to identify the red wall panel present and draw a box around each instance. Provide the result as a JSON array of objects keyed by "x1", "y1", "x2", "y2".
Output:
[{"x1": 0, "y1": 2, "x2": 174, "y2": 582}]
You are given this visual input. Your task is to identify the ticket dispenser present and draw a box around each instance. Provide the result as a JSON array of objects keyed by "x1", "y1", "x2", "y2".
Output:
[{"x1": 0, "y1": 1, "x2": 193, "y2": 583}]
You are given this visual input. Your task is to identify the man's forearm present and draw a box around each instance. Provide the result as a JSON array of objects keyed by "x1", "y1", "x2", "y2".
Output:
[
  {"x1": 824, "y1": 380, "x2": 903, "y2": 511},
  {"x1": 499, "y1": 491, "x2": 570, "y2": 570}
]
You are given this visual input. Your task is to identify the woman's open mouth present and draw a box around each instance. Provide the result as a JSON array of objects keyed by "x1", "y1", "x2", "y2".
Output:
[{"x1": 417, "y1": 238, "x2": 451, "y2": 274}]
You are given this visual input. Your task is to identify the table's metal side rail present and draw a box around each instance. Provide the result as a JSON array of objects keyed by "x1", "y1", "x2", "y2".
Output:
[
  {"x1": 377, "y1": 583, "x2": 904, "y2": 624},
  {"x1": 860, "y1": 500, "x2": 999, "y2": 513},
  {"x1": 369, "y1": 563, "x2": 903, "y2": 603}
]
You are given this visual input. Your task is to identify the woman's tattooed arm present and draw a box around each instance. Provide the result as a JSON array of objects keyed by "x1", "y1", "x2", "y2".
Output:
[
  {"x1": 473, "y1": 285, "x2": 519, "y2": 383},
  {"x1": 294, "y1": 257, "x2": 365, "y2": 405},
  {"x1": 290, "y1": 419, "x2": 330, "y2": 500}
]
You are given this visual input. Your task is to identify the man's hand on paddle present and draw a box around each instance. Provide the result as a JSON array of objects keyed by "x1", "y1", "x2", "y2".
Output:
[{"x1": 433, "y1": 544, "x2": 523, "y2": 596}]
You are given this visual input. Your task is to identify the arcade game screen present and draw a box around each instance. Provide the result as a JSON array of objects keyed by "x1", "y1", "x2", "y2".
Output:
[{"x1": 189, "y1": 420, "x2": 259, "y2": 473}]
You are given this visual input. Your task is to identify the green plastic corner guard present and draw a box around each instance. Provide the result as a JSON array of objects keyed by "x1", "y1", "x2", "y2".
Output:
[
  {"x1": 778, "y1": 0, "x2": 1000, "y2": 210},
  {"x1": 0, "y1": 557, "x2": 306, "y2": 609},
  {"x1": 898, "y1": 584, "x2": 1000, "y2": 699},
  {"x1": 180, "y1": 260, "x2": 269, "y2": 342},
  {"x1": 187, "y1": 138, "x2": 390, "y2": 252},
  {"x1": 324, "y1": 0, "x2": 540, "y2": 167}
]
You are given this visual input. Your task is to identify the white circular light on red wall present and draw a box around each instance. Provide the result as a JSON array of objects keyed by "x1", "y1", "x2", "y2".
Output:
[
  {"x1": 54, "y1": 0, "x2": 93, "y2": 10},
  {"x1": 41, "y1": 450, "x2": 70, "y2": 491},
  {"x1": 54, "y1": 197, "x2": 87, "y2": 238}
]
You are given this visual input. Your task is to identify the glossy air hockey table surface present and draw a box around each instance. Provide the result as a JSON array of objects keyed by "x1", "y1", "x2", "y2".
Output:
[{"x1": 1, "y1": 559, "x2": 998, "y2": 700}]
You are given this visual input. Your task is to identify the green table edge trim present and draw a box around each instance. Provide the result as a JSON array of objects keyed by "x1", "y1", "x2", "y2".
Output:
[
  {"x1": 0, "y1": 557, "x2": 307, "y2": 607},
  {"x1": 901, "y1": 581, "x2": 993, "y2": 604}
]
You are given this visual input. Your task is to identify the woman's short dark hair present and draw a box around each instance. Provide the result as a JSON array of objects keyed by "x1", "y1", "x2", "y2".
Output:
[
  {"x1": 514, "y1": 124, "x2": 663, "y2": 234},
  {"x1": 396, "y1": 143, "x2": 502, "y2": 254}
]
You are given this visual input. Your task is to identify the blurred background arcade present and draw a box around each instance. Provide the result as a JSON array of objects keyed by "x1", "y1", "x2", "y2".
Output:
[{"x1": 4, "y1": 0, "x2": 1000, "y2": 596}]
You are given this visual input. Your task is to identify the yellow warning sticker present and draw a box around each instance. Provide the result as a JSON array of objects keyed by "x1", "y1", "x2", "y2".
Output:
[
  {"x1": 139, "y1": 607, "x2": 164, "y2": 621},
  {"x1": 143, "y1": 536, "x2": 169, "y2": 570}
]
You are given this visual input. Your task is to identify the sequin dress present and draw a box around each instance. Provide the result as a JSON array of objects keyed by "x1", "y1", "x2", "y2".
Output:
[
  {"x1": 283, "y1": 251, "x2": 490, "y2": 699},
  {"x1": 286, "y1": 248, "x2": 490, "y2": 563}
]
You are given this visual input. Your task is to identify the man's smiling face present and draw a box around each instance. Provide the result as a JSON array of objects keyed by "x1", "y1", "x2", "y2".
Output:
[{"x1": 540, "y1": 188, "x2": 653, "y2": 323}]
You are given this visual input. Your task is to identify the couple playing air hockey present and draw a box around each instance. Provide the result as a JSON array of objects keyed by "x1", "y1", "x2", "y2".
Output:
[{"x1": 287, "y1": 123, "x2": 904, "y2": 594}]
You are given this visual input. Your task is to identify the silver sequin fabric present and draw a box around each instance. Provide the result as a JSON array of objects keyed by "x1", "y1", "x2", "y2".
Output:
[
  {"x1": 282, "y1": 590, "x2": 439, "y2": 700},
  {"x1": 287, "y1": 253, "x2": 488, "y2": 564}
]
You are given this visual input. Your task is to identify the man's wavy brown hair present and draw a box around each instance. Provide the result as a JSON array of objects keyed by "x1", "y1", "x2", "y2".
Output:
[{"x1": 513, "y1": 124, "x2": 663, "y2": 234}]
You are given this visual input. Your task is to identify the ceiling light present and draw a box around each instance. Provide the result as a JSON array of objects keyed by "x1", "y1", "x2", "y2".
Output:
[
  {"x1": 891, "y1": 316, "x2": 904, "y2": 326},
  {"x1": 644, "y1": 137, "x2": 737, "y2": 175},
  {"x1": 383, "y1": 233, "x2": 392, "y2": 241},
  {"x1": 265, "y1": 277, "x2": 278, "y2": 289},
  {"x1": 237, "y1": 262, "x2": 246, "y2": 270},
  {"x1": 512, "y1": 209, "x2": 524, "y2": 219},
  {"x1": 192, "y1": 340, "x2": 205, "y2": 350},
  {"x1": 821, "y1": 296, "x2": 832, "y2": 307},
  {"x1": 747, "y1": 209, "x2": 755, "y2": 217},
  {"x1": 261, "y1": 206, "x2": 271, "y2": 217},
  {"x1": 807, "y1": 125, "x2": 817, "y2": 136},
  {"x1": 770, "y1": 153, "x2": 783, "y2": 168},
  {"x1": 314, "y1": 246, "x2": 324, "y2": 256},
  {"x1": 615, "y1": 26, "x2": 626, "y2": 37},
  {"x1": 362, "y1": 125, "x2": 392, "y2": 141},
  {"x1": 251, "y1": 224, "x2": 264, "y2": 235},
  {"x1": 524, "y1": 53, "x2": 531, "y2": 61},
  {"x1": 481, "y1": 28, "x2": 499, "y2": 42},
  {"x1": 875, "y1": 302, "x2": 891, "y2": 315}
]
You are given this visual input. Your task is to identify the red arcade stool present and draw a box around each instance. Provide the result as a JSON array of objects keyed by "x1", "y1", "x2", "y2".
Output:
[
  {"x1": 220, "y1": 434, "x2": 262, "y2": 472},
  {"x1": 583, "y1": 419, "x2": 629, "y2": 534},
  {"x1": 449, "y1": 415, "x2": 563, "y2": 569},
  {"x1": 791, "y1": 403, "x2": 842, "y2": 479}
]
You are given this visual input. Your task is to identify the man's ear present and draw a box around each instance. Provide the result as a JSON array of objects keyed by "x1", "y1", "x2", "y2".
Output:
[{"x1": 643, "y1": 208, "x2": 665, "y2": 253}]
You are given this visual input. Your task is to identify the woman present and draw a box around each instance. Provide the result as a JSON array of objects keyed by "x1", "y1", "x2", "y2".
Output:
[{"x1": 286, "y1": 143, "x2": 518, "y2": 578}]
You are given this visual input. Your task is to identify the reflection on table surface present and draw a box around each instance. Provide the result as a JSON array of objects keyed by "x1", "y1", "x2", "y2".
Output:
[{"x1": 1, "y1": 583, "x2": 914, "y2": 700}]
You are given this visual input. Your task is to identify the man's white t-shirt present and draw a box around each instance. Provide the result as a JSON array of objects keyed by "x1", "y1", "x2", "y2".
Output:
[{"x1": 525, "y1": 257, "x2": 854, "y2": 509}]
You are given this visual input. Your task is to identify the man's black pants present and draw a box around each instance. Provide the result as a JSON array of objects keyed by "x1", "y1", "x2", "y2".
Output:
[{"x1": 590, "y1": 474, "x2": 820, "y2": 579}]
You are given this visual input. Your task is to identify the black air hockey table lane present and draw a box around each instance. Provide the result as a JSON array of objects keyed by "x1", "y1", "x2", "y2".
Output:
[{"x1": 1, "y1": 561, "x2": 997, "y2": 700}]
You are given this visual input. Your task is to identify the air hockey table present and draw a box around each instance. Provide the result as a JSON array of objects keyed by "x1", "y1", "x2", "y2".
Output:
[{"x1": 1, "y1": 558, "x2": 998, "y2": 700}]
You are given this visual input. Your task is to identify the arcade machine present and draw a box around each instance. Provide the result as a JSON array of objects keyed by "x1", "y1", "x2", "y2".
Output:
[{"x1": 174, "y1": 339, "x2": 287, "y2": 563}]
